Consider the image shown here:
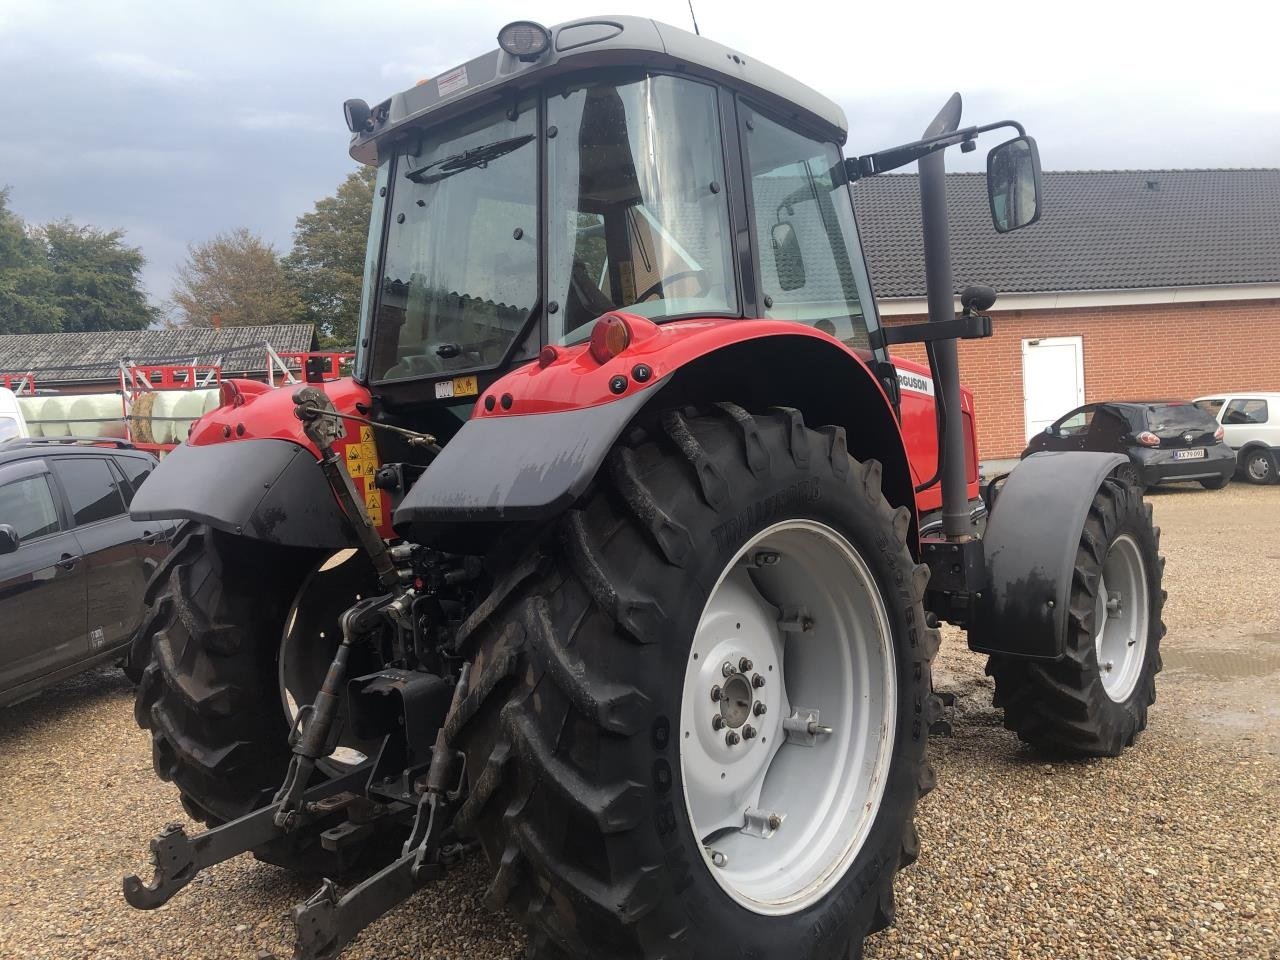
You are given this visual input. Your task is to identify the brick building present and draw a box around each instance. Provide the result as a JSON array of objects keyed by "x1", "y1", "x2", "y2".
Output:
[{"x1": 853, "y1": 169, "x2": 1280, "y2": 459}]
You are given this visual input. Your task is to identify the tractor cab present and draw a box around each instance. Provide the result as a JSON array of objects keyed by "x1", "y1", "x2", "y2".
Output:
[{"x1": 348, "y1": 17, "x2": 883, "y2": 410}]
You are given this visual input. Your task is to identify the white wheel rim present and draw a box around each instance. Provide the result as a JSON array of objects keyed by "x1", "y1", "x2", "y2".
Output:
[
  {"x1": 679, "y1": 519, "x2": 897, "y2": 915},
  {"x1": 1093, "y1": 533, "x2": 1150, "y2": 703},
  {"x1": 280, "y1": 548, "x2": 370, "y2": 768}
]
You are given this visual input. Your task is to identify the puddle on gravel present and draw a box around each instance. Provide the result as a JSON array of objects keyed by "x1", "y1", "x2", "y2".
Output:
[{"x1": 1162, "y1": 632, "x2": 1280, "y2": 679}]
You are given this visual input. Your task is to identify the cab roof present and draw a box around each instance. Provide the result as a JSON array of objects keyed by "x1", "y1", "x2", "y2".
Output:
[{"x1": 349, "y1": 15, "x2": 848, "y2": 165}]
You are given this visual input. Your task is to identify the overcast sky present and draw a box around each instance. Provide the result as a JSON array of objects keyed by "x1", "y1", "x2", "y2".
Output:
[{"x1": 2, "y1": 0, "x2": 1276, "y2": 309}]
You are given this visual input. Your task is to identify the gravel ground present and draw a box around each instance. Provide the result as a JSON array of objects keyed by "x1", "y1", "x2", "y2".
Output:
[{"x1": 0, "y1": 482, "x2": 1276, "y2": 959}]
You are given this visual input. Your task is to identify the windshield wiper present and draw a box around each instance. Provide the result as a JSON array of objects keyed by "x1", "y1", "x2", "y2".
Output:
[{"x1": 404, "y1": 134, "x2": 534, "y2": 185}]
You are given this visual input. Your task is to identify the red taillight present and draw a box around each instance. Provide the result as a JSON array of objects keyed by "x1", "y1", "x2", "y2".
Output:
[
  {"x1": 589, "y1": 314, "x2": 631, "y2": 364},
  {"x1": 1214, "y1": 424, "x2": 1225, "y2": 442},
  {"x1": 1136, "y1": 431, "x2": 1160, "y2": 447}
]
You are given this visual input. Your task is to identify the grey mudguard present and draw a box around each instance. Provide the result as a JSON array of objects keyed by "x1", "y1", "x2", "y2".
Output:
[
  {"x1": 394, "y1": 384, "x2": 659, "y2": 533},
  {"x1": 130, "y1": 438, "x2": 354, "y2": 548},
  {"x1": 968, "y1": 451, "x2": 1127, "y2": 660}
]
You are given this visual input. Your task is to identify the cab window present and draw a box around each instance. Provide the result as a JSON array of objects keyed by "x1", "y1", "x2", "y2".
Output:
[
  {"x1": 0, "y1": 474, "x2": 60, "y2": 541},
  {"x1": 547, "y1": 73, "x2": 737, "y2": 342},
  {"x1": 742, "y1": 107, "x2": 872, "y2": 348}
]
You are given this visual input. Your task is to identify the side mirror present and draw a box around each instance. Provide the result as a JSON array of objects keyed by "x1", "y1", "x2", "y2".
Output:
[
  {"x1": 1044, "y1": 425, "x2": 1056, "y2": 436},
  {"x1": 0, "y1": 524, "x2": 19, "y2": 555},
  {"x1": 770, "y1": 222, "x2": 806, "y2": 291},
  {"x1": 343, "y1": 98, "x2": 373, "y2": 134},
  {"x1": 987, "y1": 136, "x2": 1042, "y2": 233}
]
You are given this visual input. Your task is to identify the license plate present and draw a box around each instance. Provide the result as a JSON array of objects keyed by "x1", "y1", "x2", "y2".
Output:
[
  {"x1": 434, "y1": 375, "x2": 479, "y2": 400},
  {"x1": 1173, "y1": 448, "x2": 1206, "y2": 461}
]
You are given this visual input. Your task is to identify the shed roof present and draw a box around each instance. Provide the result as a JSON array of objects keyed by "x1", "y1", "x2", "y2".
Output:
[
  {"x1": 851, "y1": 169, "x2": 1280, "y2": 299},
  {"x1": 0, "y1": 325, "x2": 317, "y2": 384}
]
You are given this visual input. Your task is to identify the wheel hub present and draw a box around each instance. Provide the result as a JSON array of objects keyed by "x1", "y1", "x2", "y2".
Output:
[
  {"x1": 715, "y1": 672, "x2": 757, "y2": 729},
  {"x1": 1094, "y1": 533, "x2": 1150, "y2": 703}
]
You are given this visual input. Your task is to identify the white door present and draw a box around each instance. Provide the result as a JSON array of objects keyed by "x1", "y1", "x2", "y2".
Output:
[{"x1": 1022, "y1": 337, "x2": 1085, "y2": 441}]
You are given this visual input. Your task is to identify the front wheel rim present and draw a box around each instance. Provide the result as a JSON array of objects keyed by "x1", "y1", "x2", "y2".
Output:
[
  {"x1": 679, "y1": 519, "x2": 897, "y2": 916},
  {"x1": 1094, "y1": 533, "x2": 1150, "y2": 702}
]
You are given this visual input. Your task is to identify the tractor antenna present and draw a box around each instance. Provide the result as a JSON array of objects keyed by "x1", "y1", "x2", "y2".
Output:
[{"x1": 687, "y1": 0, "x2": 701, "y2": 35}]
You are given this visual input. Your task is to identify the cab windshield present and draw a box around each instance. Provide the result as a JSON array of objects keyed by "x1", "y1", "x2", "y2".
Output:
[{"x1": 368, "y1": 99, "x2": 538, "y2": 383}]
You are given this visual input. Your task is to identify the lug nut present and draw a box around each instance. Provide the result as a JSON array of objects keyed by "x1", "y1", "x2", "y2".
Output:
[
  {"x1": 752, "y1": 673, "x2": 766, "y2": 689},
  {"x1": 753, "y1": 702, "x2": 767, "y2": 717},
  {"x1": 710, "y1": 685, "x2": 722, "y2": 702},
  {"x1": 742, "y1": 725, "x2": 757, "y2": 740},
  {"x1": 725, "y1": 731, "x2": 741, "y2": 746},
  {"x1": 712, "y1": 715, "x2": 726, "y2": 731},
  {"x1": 739, "y1": 657, "x2": 753, "y2": 672},
  {"x1": 722, "y1": 660, "x2": 736, "y2": 678}
]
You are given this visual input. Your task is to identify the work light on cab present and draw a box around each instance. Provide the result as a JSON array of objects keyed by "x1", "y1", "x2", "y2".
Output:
[
  {"x1": 589, "y1": 313, "x2": 631, "y2": 364},
  {"x1": 498, "y1": 21, "x2": 550, "y2": 61}
]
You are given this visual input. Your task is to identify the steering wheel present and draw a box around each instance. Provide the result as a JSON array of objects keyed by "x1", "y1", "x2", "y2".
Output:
[{"x1": 637, "y1": 269, "x2": 711, "y2": 303}]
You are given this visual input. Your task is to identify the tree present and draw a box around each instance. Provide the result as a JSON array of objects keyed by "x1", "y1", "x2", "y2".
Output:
[
  {"x1": 171, "y1": 228, "x2": 305, "y2": 327},
  {"x1": 38, "y1": 220, "x2": 158, "y2": 331},
  {"x1": 0, "y1": 188, "x2": 62, "y2": 334},
  {"x1": 284, "y1": 166, "x2": 376, "y2": 348}
]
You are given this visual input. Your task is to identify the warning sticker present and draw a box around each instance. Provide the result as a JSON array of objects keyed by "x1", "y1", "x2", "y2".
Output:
[{"x1": 437, "y1": 64, "x2": 469, "y2": 98}]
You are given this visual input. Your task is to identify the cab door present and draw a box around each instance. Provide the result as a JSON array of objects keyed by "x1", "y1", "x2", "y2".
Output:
[{"x1": 0, "y1": 460, "x2": 88, "y2": 700}]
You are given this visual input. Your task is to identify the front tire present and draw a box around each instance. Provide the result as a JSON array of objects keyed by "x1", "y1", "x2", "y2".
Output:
[
  {"x1": 987, "y1": 479, "x2": 1165, "y2": 756},
  {"x1": 448, "y1": 406, "x2": 939, "y2": 960}
]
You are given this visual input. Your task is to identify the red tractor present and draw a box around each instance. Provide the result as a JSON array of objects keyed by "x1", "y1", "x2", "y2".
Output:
[{"x1": 123, "y1": 17, "x2": 1163, "y2": 960}]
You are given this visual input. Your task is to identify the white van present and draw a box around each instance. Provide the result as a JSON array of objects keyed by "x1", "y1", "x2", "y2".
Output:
[
  {"x1": 1193, "y1": 393, "x2": 1280, "y2": 484},
  {"x1": 0, "y1": 389, "x2": 29, "y2": 443}
]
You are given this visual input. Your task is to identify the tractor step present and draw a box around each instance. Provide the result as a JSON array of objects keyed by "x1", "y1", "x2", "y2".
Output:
[{"x1": 122, "y1": 766, "x2": 370, "y2": 910}]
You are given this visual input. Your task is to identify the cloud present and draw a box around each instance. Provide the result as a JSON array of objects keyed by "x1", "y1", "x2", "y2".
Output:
[{"x1": 90, "y1": 51, "x2": 195, "y2": 85}]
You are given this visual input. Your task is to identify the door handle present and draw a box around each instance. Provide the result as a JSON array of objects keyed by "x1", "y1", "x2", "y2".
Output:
[{"x1": 57, "y1": 553, "x2": 81, "y2": 571}]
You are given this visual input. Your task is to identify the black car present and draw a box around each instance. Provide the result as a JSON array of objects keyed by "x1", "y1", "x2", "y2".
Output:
[
  {"x1": 0, "y1": 438, "x2": 176, "y2": 707},
  {"x1": 1023, "y1": 401, "x2": 1235, "y2": 489}
]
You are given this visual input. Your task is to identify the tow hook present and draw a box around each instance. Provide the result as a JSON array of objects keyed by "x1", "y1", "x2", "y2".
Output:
[{"x1": 121, "y1": 767, "x2": 368, "y2": 910}]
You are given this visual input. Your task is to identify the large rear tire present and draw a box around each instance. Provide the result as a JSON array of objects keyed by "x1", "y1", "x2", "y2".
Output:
[
  {"x1": 133, "y1": 525, "x2": 319, "y2": 823},
  {"x1": 448, "y1": 406, "x2": 940, "y2": 960},
  {"x1": 986, "y1": 479, "x2": 1165, "y2": 757}
]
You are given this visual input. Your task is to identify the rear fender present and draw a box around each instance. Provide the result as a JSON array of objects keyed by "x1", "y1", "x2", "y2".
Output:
[
  {"x1": 395, "y1": 316, "x2": 916, "y2": 550},
  {"x1": 968, "y1": 451, "x2": 1127, "y2": 660},
  {"x1": 130, "y1": 438, "x2": 355, "y2": 549},
  {"x1": 131, "y1": 377, "x2": 385, "y2": 548}
]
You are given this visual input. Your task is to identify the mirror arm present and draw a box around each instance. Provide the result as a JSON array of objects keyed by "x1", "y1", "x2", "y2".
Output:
[{"x1": 847, "y1": 120, "x2": 1026, "y2": 180}]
